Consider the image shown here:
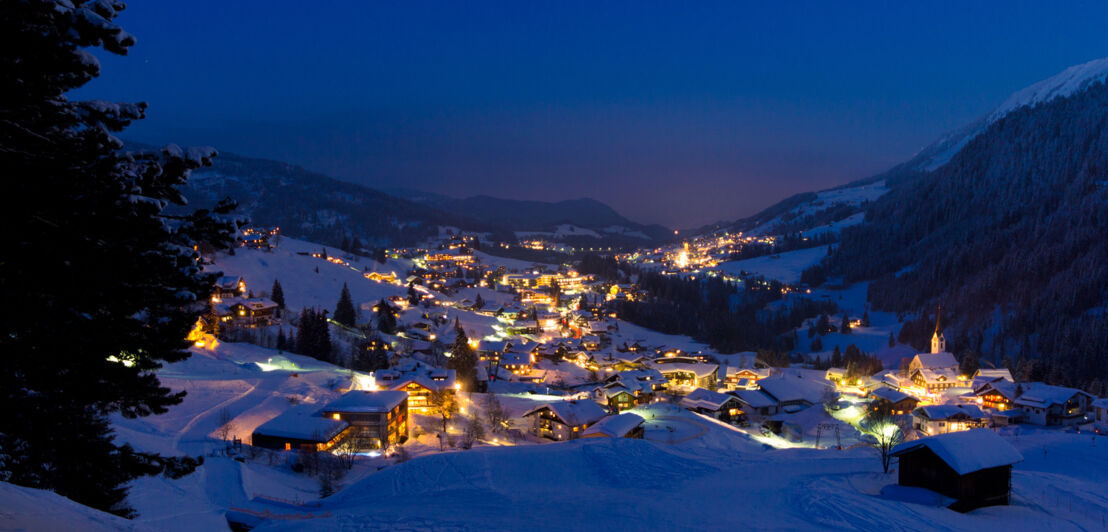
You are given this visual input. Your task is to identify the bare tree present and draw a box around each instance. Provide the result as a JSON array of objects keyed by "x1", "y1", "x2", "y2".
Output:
[
  {"x1": 484, "y1": 394, "x2": 509, "y2": 435},
  {"x1": 863, "y1": 411, "x2": 908, "y2": 473},
  {"x1": 216, "y1": 408, "x2": 235, "y2": 445},
  {"x1": 462, "y1": 414, "x2": 486, "y2": 449},
  {"x1": 428, "y1": 389, "x2": 459, "y2": 450}
]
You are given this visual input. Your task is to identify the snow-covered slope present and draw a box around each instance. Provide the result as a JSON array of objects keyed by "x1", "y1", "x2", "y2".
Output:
[
  {"x1": 915, "y1": 57, "x2": 1108, "y2": 172},
  {"x1": 0, "y1": 482, "x2": 153, "y2": 531}
]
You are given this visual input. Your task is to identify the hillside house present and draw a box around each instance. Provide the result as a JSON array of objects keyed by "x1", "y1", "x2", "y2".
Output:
[
  {"x1": 724, "y1": 367, "x2": 770, "y2": 390},
  {"x1": 730, "y1": 389, "x2": 780, "y2": 418},
  {"x1": 869, "y1": 387, "x2": 919, "y2": 416},
  {"x1": 377, "y1": 365, "x2": 457, "y2": 413},
  {"x1": 912, "y1": 404, "x2": 989, "y2": 435},
  {"x1": 592, "y1": 382, "x2": 639, "y2": 412},
  {"x1": 213, "y1": 275, "x2": 246, "y2": 301},
  {"x1": 251, "y1": 404, "x2": 351, "y2": 452},
  {"x1": 499, "y1": 351, "x2": 534, "y2": 375},
  {"x1": 1013, "y1": 384, "x2": 1093, "y2": 426},
  {"x1": 757, "y1": 375, "x2": 831, "y2": 412},
  {"x1": 890, "y1": 429, "x2": 1023, "y2": 512},
  {"x1": 651, "y1": 357, "x2": 718, "y2": 390},
  {"x1": 680, "y1": 388, "x2": 745, "y2": 422},
  {"x1": 319, "y1": 390, "x2": 409, "y2": 449},
  {"x1": 522, "y1": 401, "x2": 607, "y2": 441},
  {"x1": 228, "y1": 298, "x2": 279, "y2": 326},
  {"x1": 581, "y1": 412, "x2": 645, "y2": 439},
  {"x1": 1093, "y1": 398, "x2": 1108, "y2": 433}
]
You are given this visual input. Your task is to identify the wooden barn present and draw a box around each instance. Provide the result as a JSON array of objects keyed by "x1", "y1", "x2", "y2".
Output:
[{"x1": 890, "y1": 429, "x2": 1023, "y2": 512}]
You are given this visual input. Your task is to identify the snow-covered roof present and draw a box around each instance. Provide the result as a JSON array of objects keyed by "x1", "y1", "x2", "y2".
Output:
[
  {"x1": 582, "y1": 413, "x2": 644, "y2": 438},
  {"x1": 478, "y1": 340, "x2": 508, "y2": 352},
  {"x1": 252, "y1": 404, "x2": 348, "y2": 442},
  {"x1": 1092, "y1": 398, "x2": 1108, "y2": 409},
  {"x1": 891, "y1": 429, "x2": 1023, "y2": 475},
  {"x1": 757, "y1": 375, "x2": 830, "y2": 404},
  {"x1": 730, "y1": 389, "x2": 777, "y2": 409},
  {"x1": 680, "y1": 388, "x2": 740, "y2": 411},
  {"x1": 522, "y1": 401, "x2": 607, "y2": 427},
  {"x1": 500, "y1": 352, "x2": 531, "y2": 366},
  {"x1": 321, "y1": 390, "x2": 408, "y2": 413},
  {"x1": 914, "y1": 404, "x2": 987, "y2": 421},
  {"x1": 974, "y1": 368, "x2": 1013, "y2": 381},
  {"x1": 1014, "y1": 384, "x2": 1092, "y2": 408},
  {"x1": 509, "y1": 340, "x2": 540, "y2": 353},
  {"x1": 913, "y1": 367, "x2": 961, "y2": 385},
  {"x1": 652, "y1": 361, "x2": 718, "y2": 378},
  {"x1": 596, "y1": 382, "x2": 635, "y2": 399},
  {"x1": 870, "y1": 387, "x2": 914, "y2": 404},
  {"x1": 911, "y1": 352, "x2": 958, "y2": 369}
]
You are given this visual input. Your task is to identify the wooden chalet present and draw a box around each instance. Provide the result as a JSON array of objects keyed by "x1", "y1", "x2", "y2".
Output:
[
  {"x1": 868, "y1": 387, "x2": 919, "y2": 416},
  {"x1": 522, "y1": 401, "x2": 607, "y2": 441},
  {"x1": 890, "y1": 429, "x2": 1023, "y2": 512},
  {"x1": 251, "y1": 404, "x2": 351, "y2": 452},
  {"x1": 680, "y1": 388, "x2": 744, "y2": 422},
  {"x1": 581, "y1": 412, "x2": 645, "y2": 439},
  {"x1": 319, "y1": 390, "x2": 409, "y2": 449}
]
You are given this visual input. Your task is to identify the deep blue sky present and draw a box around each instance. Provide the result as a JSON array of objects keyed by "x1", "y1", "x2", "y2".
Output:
[{"x1": 78, "y1": 1, "x2": 1108, "y2": 227}]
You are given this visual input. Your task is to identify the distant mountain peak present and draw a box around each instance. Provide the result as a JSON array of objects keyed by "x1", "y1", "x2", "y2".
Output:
[{"x1": 989, "y1": 57, "x2": 1108, "y2": 123}]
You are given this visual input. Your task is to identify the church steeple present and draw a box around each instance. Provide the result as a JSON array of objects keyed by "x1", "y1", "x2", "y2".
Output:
[{"x1": 930, "y1": 306, "x2": 947, "y2": 354}]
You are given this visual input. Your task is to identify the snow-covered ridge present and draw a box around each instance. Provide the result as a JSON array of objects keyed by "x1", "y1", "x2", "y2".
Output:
[{"x1": 989, "y1": 57, "x2": 1108, "y2": 123}]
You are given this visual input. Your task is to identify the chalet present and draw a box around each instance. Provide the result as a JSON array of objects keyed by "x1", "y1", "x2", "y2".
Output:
[
  {"x1": 757, "y1": 375, "x2": 831, "y2": 412},
  {"x1": 477, "y1": 340, "x2": 508, "y2": 363},
  {"x1": 723, "y1": 367, "x2": 770, "y2": 391},
  {"x1": 611, "y1": 368, "x2": 667, "y2": 396},
  {"x1": 319, "y1": 390, "x2": 408, "y2": 449},
  {"x1": 680, "y1": 388, "x2": 744, "y2": 422},
  {"x1": 588, "y1": 321, "x2": 609, "y2": 337},
  {"x1": 499, "y1": 351, "x2": 534, "y2": 375},
  {"x1": 228, "y1": 298, "x2": 279, "y2": 326},
  {"x1": 251, "y1": 404, "x2": 351, "y2": 452},
  {"x1": 377, "y1": 366, "x2": 457, "y2": 412},
  {"x1": 912, "y1": 404, "x2": 989, "y2": 435},
  {"x1": 1093, "y1": 398, "x2": 1108, "y2": 434},
  {"x1": 581, "y1": 413, "x2": 645, "y2": 439},
  {"x1": 971, "y1": 368, "x2": 1013, "y2": 389},
  {"x1": 868, "y1": 387, "x2": 918, "y2": 416},
  {"x1": 213, "y1": 275, "x2": 246, "y2": 301},
  {"x1": 650, "y1": 357, "x2": 718, "y2": 390},
  {"x1": 975, "y1": 381, "x2": 1094, "y2": 425},
  {"x1": 1013, "y1": 384, "x2": 1093, "y2": 426},
  {"x1": 824, "y1": 367, "x2": 847, "y2": 385},
  {"x1": 729, "y1": 389, "x2": 780, "y2": 417},
  {"x1": 522, "y1": 401, "x2": 607, "y2": 441},
  {"x1": 890, "y1": 429, "x2": 1023, "y2": 512},
  {"x1": 581, "y1": 335, "x2": 603, "y2": 351},
  {"x1": 593, "y1": 382, "x2": 638, "y2": 412}
]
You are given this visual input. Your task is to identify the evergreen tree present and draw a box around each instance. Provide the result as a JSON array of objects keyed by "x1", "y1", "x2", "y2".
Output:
[
  {"x1": 374, "y1": 299, "x2": 397, "y2": 334},
  {"x1": 810, "y1": 336, "x2": 823, "y2": 352},
  {"x1": 474, "y1": 293, "x2": 485, "y2": 310},
  {"x1": 448, "y1": 320, "x2": 478, "y2": 390},
  {"x1": 271, "y1": 279, "x2": 285, "y2": 309},
  {"x1": 861, "y1": 311, "x2": 871, "y2": 328},
  {"x1": 0, "y1": 1, "x2": 238, "y2": 516},
  {"x1": 840, "y1": 315, "x2": 852, "y2": 335},
  {"x1": 888, "y1": 332, "x2": 896, "y2": 348},
  {"x1": 407, "y1": 282, "x2": 420, "y2": 306},
  {"x1": 817, "y1": 314, "x2": 830, "y2": 336},
  {"x1": 354, "y1": 335, "x2": 389, "y2": 372},
  {"x1": 333, "y1": 283, "x2": 356, "y2": 327},
  {"x1": 276, "y1": 328, "x2": 288, "y2": 351},
  {"x1": 831, "y1": 345, "x2": 843, "y2": 367}
]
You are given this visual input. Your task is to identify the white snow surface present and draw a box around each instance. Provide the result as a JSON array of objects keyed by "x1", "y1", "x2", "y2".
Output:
[
  {"x1": 990, "y1": 57, "x2": 1108, "y2": 123},
  {"x1": 718, "y1": 246, "x2": 828, "y2": 284}
]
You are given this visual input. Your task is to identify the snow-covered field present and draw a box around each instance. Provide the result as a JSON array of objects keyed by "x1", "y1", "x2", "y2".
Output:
[{"x1": 718, "y1": 246, "x2": 829, "y2": 284}]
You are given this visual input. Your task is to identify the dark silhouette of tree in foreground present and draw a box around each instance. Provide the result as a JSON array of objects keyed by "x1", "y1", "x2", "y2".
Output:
[{"x1": 0, "y1": 0, "x2": 238, "y2": 517}]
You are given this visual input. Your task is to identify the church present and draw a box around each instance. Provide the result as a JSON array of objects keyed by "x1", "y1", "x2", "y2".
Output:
[{"x1": 908, "y1": 309, "x2": 967, "y2": 396}]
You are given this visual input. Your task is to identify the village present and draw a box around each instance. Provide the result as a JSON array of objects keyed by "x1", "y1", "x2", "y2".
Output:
[{"x1": 122, "y1": 225, "x2": 1108, "y2": 530}]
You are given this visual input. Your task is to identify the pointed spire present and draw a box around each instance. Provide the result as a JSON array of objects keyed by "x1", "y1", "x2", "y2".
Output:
[{"x1": 934, "y1": 305, "x2": 943, "y2": 335}]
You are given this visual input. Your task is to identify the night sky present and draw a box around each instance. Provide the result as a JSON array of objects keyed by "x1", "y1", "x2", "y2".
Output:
[{"x1": 77, "y1": 1, "x2": 1108, "y2": 228}]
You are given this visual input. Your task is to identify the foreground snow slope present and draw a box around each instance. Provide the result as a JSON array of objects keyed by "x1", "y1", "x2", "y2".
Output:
[
  {"x1": 0, "y1": 481, "x2": 154, "y2": 531},
  {"x1": 253, "y1": 426, "x2": 1107, "y2": 532}
]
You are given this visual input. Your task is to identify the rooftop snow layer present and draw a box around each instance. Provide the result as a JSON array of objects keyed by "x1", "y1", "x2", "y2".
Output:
[
  {"x1": 582, "y1": 412, "x2": 645, "y2": 438},
  {"x1": 321, "y1": 390, "x2": 408, "y2": 413},
  {"x1": 252, "y1": 404, "x2": 348, "y2": 441},
  {"x1": 891, "y1": 429, "x2": 1023, "y2": 475}
]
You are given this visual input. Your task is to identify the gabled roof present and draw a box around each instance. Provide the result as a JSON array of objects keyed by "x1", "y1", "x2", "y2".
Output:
[
  {"x1": 730, "y1": 389, "x2": 778, "y2": 408},
  {"x1": 1092, "y1": 398, "x2": 1108, "y2": 409},
  {"x1": 253, "y1": 404, "x2": 348, "y2": 442},
  {"x1": 522, "y1": 401, "x2": 606, "y2": 427},
  {"x1": 870, "y1": 387, "x2": 914, "y2": 404},
  {"x1": 321, "y1": 390, "x2": 407, "y2": 413},
  {"x1": 582, "y1": 413, "x2": 644, "y2": 438},
  {"x1": 890, "y1": 429, "x2": 1023, "y2": 475},
  {"x1": 500, "y1": 352, "x2": 531, "y2": 366},
  {"x1": 652, "y1": 361, "x2": 718, "y2": 378},
  {"x1": 1013, "y1": 384, "x2": 1092, "y2": 408},
  {"x1": 680, "y1": 388, "x2": 740, "y2": 411},
  {"x1": 912, "y1": 367, "x2": 961, "y2": 385},
  {"x1": 914, "y1": 404, "x2": 987, "y2": 421},
  {"x1": 912, "y1": 352, "x2": 958, "y2": 370},
  {"x1": 757, "y1": 375, "x2": 831, "y2": 404}
]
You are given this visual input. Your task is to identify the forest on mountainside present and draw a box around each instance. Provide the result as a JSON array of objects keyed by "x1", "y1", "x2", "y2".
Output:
[{"x1": 808, "y1": 81, "x2": 1108, "y2": 394}]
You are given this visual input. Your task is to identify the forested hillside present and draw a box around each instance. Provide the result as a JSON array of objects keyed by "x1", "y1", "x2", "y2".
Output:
[{"x1": 812, "y1": 80, "x2": 1108, "y2": 393}]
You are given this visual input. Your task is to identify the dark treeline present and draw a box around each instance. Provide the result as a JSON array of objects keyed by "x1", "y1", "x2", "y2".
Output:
[
  {"x1": 729, "y1": 231, "x2": 836, "y2": 261},
  {"x1": 613, "y1": 271, "x2": 837, "y2": 354},
  {"x1": 812, "y1": 344, "x2": 883, "y2": 378},
  {"x1": 808, "y1": 80, "x2": 1108, "y2": 394}
]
